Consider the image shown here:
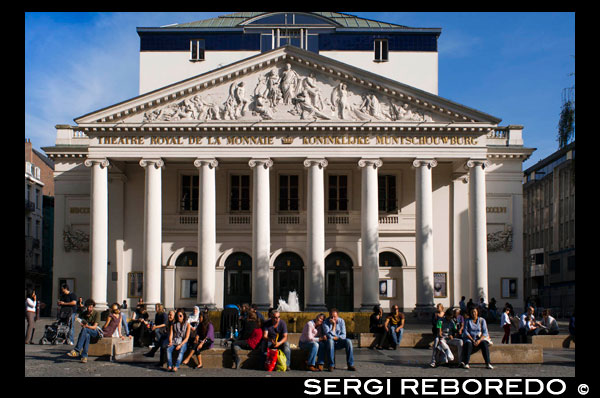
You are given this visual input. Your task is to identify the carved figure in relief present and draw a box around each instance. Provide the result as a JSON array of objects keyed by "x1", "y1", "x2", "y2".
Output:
[
  {"x1": 359, "y1": 93, "x2": 385, "y2": 120},
  {"x1": 291, "y1": 91, "x2": 331, "y2": 120},
  {"x1": 279, "y1": 63, "x2": 300, "y2": 105},
  {"x1": 266, "y1": 69, "x2": 283, "y2": 107},
  {"x1": 252, "y1": 76, "x2": 274, "y2": 120},
  {"x1": 301, "y1": 73, "x2": 324, "y2": 111},
  {"x1": 330, "y1": 83, "x2": 352, "y2": 119}
]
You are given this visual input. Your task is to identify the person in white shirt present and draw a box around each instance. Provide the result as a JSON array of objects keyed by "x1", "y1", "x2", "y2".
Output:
[
  {"x1": 299, "y1": 314, "x2": 327, "y2": 371},
  {"x1": 538, "y1": 310, "x2": 560, "y2": 335},
  {"x1": 500, "y1": 306, "x2": 512, "y2": 344},
  {"x1": 25, "y1": 288, "x2": 37, "y2": 344},
  {"x1": 519, "y1": 306, "x2": 540, "y2": 342}
]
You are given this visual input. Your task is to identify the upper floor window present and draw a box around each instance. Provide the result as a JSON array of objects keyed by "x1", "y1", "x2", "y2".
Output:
[
  {"x1": 190, "y1": 39, "x2": 205, "y2": 61},
  {"x1": 374, "y1": 39, "x2": 389, "y2": 62},
  {"x1": 378, "y1": 175, "x2": 397, "y2": 212},
  {"x1": 231, "y1": 175, "x2": 250, "y2": 212},
  {"x1": 279, "y1": 175, "x2": 299, "y2": 211},
  {"x1": 328, "y1": 175, "x2": 348, "y2": 211},
  {"x1": 180, "y1": 175, "x2": 198, "y2": 212}
]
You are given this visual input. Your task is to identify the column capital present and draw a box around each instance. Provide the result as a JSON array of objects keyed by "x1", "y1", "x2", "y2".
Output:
[
  {"x1": 412, "y1": 158, "x2": 437, "y2": 169},
  {"x1": 139, "y1": 158, "x2": 165, "y2": 169},
  {"x1": 465, "y1": 159, "x2": 490, "y2": 170},
  {"x1": 194, "y1": 158, "x2": 219, "y2": 169},
  {"x1": 303, "y1": 158, "x2": 328, "y2": 169},
  {"x1": 248, "y1": 158, "x2": 273, "y2": 169},
  {"x1": 357, "y1": 158, "x2": 383, "y2": 169},
  {"x1": 84, "y1": 158, "x2": 110, "y2": 168}
]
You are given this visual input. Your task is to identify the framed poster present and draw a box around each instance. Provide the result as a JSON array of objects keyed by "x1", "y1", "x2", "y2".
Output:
[
  {"x1": 379, "y1": 279, "x2": 396, "y2": 299},
  {"x1": 181, "y1": 279, "x2": 198, "y2": 299},
  {"x1": 501, "y1": 278, "x2": 518, "y2": 299},
  {"x1": 128, "y1": 272, "x2": 143, "y2": 298},
  {"x1": 433, "y1": 272, "x2": 447, "y2": 298}
]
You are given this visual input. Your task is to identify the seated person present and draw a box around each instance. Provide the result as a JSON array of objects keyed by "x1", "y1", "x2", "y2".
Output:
[
  {"x1": 538, "y1": 309, "x2": 559, "y2": 335},
  {"x1": 299, "y1": 313, "x2": 327, "y2": 371},
  {"x1": 182, "y1": 311, "x2": 214, "y2": 369},
  {"x1": 166, "y1": 309, "x2": 191, "y2": 372},
  {"x1": 128, "y1": 303, "x2": 151, "y2": 347},
  {"x1": 430, "y1": 310, "x2": 459, "y2": 367},
  {"x1": 369, "y1": 305, "x2": 386, "y2": 349},
  {"x1": 231, "y1": 311, "x2": 263, "y2": 369},
  {"x1": 322, "y1": 309, "x2": 356, "y2": 371},
  {"x1": 144, "y1": 310, "x2": 175, "y2": 363},
  {"x1": 261, "y1": 310, "x2": 291, "y2": 370},
  {"x1": 149, "y1": 303, "x2": 168, "y2": 347},
  {"x1": 66, "y1": 299, "x2": 101, "y2": 363},
  {"x1": 459, "y1": 307, "x2": 493, "y2": 370},
  {"x1": 519, "y1": 306, "x2": 539, "y2": 342},
  {"x1": 384, "y1": 305, "x2": 405, "y2": 350}
]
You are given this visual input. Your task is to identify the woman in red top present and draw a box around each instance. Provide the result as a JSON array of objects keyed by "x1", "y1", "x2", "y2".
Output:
[{"x1": 231, "y1": 311, "x2": 262, "y2": 369}]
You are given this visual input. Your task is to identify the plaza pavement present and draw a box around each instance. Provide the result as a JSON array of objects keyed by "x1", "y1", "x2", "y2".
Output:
[{"x1": 25, "y1": 316, "x2": 575, "y2": 378}]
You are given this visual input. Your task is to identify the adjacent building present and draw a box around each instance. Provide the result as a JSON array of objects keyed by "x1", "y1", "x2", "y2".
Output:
[
  {"x1": 42, "y1": 12, "x2": 534, "y2": 315},
  {"x1": 523, "y1": 141, "x2": 575, "y2": 317}
]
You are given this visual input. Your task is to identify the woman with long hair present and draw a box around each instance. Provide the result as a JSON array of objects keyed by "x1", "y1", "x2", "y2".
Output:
[
  {"x1": 460, "y1": 307, "x2": 493, "y2": 369},
  {"x1": 166, "y1": 308, "x2": 191, "y2": 372},
  {"x1": 25, "y1": 288, "x2": 37, "y2": 344},
  {"x1": 182, "y1": 311, "x2": 214, "y2": 369}
]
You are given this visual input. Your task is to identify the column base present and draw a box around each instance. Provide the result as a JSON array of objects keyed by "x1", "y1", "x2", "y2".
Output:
[
  {"x1": 305, "y1": 304, "x2": 328, "y2": 312},
  {"x1": 197, "y1": 303, "x2": 217, "y2": 311},
  {"x1": 252, "y1": 303, "x2": 272, "y2": 312},
  {"x1": 359, "y1": 303, "x2": 380, "y2": 312}
]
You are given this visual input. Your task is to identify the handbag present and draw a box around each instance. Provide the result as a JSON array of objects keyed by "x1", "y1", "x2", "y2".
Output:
[
  {"x1": 275, "y1": 349, "x2": 287, "y2": 372},
  {"x1": 265, "y1": 348, "x2": 278, "y2": 372}
]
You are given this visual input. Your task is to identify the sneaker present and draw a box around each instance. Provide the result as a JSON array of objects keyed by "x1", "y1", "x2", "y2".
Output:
[
  {"x1": 486, "y1": 363, "x2": 494, "y2": 369},
  {"x1": 66, "y1": 350, "x2": 79, "y2": 358},
  {"x1": 80, "y1": 357, "x2": 87, "y2": 363}
]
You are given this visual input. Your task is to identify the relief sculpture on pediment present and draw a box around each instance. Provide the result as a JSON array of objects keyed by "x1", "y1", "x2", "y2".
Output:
[{"x1": 141, "y1": 62, "x2": 446, "y2": 123}]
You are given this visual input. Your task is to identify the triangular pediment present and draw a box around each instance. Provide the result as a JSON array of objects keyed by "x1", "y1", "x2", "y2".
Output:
[{"x1": 75, "y1": 46, "x2": 501, "y2": 127}]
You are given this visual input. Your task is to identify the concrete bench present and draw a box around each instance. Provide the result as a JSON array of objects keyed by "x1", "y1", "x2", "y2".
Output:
[
  {"x1": 527, "y1": 335, "x2": 575, "y2": 349},
  {"x1": 358, "y1": 332, "x2": 435, "y2": 348},
  {"x1": 445, "y1": 343, "x2": 543, "y2": 364},
  {"x1": 88, "y1": 337, "x2": 134, "y2": 360}
]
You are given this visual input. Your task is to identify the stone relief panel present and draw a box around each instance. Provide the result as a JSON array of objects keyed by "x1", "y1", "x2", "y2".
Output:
[
  {"x1": 141, "y1": 62, "x2": 448, "y2": 123},
  {"x1": 487, "y1": 224, "x2": 513, "y2": 252},
  {"x1": 63, "y1": 227, "x2": 89, "y2": 252}
]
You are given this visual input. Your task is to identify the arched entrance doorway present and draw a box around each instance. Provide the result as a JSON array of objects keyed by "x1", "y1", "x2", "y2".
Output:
[
  {"x1": 273, "y1": 252, "x2": 304, "y2": 310},
  {"x1": 223, "y1": 252, "x2": 252, "y2": 306},
  {"x1": 325, "y1": 252, "x2": 354, "y2": 312}
]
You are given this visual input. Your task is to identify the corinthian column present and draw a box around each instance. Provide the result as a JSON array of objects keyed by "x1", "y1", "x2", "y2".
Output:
[
  {"x1": 194, "y1": 158, "x2": 219, "y2": 310},
  {"x1": 413, "y1": 158, "x2": 437, "y2": 315},
  {"x1": 84, "y1": 158, "x2": 110, "y2": 311},
  {"x1": 467, "y1": 159, "x2": 490, "y2": 303},
  {"x1": 249, "y1": 158, "x2": 273, "y2": 310},
  {"x1": 304, "y1": 158, "x2": 328, "y2": 311},
  {"x1": 358, "y1": 158, "x2": 383, "y2": 311},
  {"x1": 139, "y1": 158, "x2": 164, "y2": 307}
]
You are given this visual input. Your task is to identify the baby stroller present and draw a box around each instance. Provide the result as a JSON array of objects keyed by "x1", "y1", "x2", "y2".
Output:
[
  {"x1": 39, "y1": 306, "x2": 73, "y2": 345},
  {"x1": 220, "y1": 304, "x2": 240, "y2": 347}
]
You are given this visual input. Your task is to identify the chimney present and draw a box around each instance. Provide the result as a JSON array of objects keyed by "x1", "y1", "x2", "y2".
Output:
[{"x1": 25, "y1": 138, "x2": 32, "y2": 162}]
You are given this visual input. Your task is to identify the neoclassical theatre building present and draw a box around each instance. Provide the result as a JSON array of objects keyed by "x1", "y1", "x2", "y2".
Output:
[{"x1": 43, "y1": 12, "x2": 534, "y2": 314}]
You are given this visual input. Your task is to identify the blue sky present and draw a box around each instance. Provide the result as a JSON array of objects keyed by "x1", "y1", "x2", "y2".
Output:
[{"x1": 25, "y1": 12, "x2": 575, "y2": 170}]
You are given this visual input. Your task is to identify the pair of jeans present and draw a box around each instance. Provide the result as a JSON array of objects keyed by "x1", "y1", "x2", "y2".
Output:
[
  {"x1": 299, "y1": 340, "x2": 326, "y2": 366},
  {"x1": 388, "y1": 326, "x2": 404, "y2": 348},
  {"x1": 167, "y1": 342, "x2": 188, "y2": 368},
  {"x1": 121, "y1": 316, "x2": 129, "y2": 336},
  {"x1": 431, "y1": 336, "x2": 454, "y2": 364},
  {"x1": 462, "y1": 339, "x2": 490, "y2": 365},
  {"x1": 69, "y1": 312, "x2": 77, "y2": 342},
  {"x1": 325, "y1": 338, "x2": 354, "y2": 367},
  {"x1": 74, "y1": 327, "x2": 100, "y2": 358}
]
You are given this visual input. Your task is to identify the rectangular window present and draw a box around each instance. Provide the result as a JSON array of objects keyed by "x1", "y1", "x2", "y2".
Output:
[
  {"x1": 128, "y1": 272, "x2": 143, "y2": 298},
  {"x1": 378, "y1": 175, "x2": 397, "y2": 212},
  {"x1": 328, "y1": 175, "x2": 348, "y2": 211},
  {"x1": 181, "y1": 279, "x2": 198, "y2": 299},
  {"x1": 190, "y1": 39, "x2": 205, "y2": 61},
  {"x1": 230, "y1": 175, "x2": 250, "y2": 211},
  {"x1": 180, "y1": 175, "x2": 199, "y2": 212},
  {"x1": 374, "y1": 39, "x2": 389, "y2": 62},
  {"x1": 550, "y1": 259, "x2": 561, "y2": 274},
  {"x1": 279, "y1": 175, "x2": 299, "y2": 211}
]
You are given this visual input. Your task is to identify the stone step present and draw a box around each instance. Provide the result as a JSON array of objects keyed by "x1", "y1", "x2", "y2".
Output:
[
  {"x1": 448, "y1": 343, "x2": 543, "y2": 364},
  {"x1": 528, "y1": 334, "x2": 575, "y2": 349},
  {"x1": 88, "y1": 337, "x2": 134, "y2": 359},
  {"x1": 358, "y1": 332, "x2": 435, "y2": 348}
]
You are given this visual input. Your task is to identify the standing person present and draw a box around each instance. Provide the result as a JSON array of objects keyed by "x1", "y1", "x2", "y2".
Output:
[
  {"x1": 182, "y1": 311, "x2": 214, "y2": 369},
  {"x1": 166, "y1": 308, "x2": 191, "y2": 372},
  {"x1": 369, "y1": 305, "x2": 386, "y2": 350},
  {"x1": 538, "y1": 310, "x2": 559, "y2": 335},
  {"x1": 459, "y1": 307, "x2": 493, "y2": 369},
  {"x1": 57, "y1": 283, "x2": 78, "y2": 345},
  {"x1": 500, "y1": 306, "x2": 512, "y2": 344},
  {"x1": 459, "y1": 296, "x2": 467, "y2": 313},
  {"x1": 322, "y1": 309, "x2": 356, "y2": 371},
  {"x1": 25, "y1": 288, "x2": 37, "y2": 344},
  {"x1": 261, "y1": 310, "x2": 291, "y2": 371},
  {"x1": 430, "y1": 310, "x2": 456, "y2": 367},
  {"x1": 384, "y1": 305, "x2": 405, "y2": 350},
  {"x1": 299, "y1": 313, "x2": 327, "y2": 372},
  {"x1": 231, "y1": 311, "x2": 263, "y2": 369},
  {"x1": 66, "y1": 299, "x2": 101, "y2": 363}
]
